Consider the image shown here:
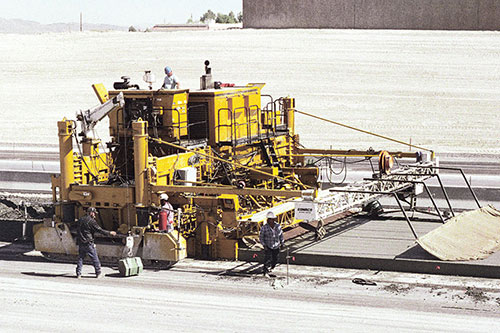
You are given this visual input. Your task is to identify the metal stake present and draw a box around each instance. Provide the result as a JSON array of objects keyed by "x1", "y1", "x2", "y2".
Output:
[
  {"x1": 22, "y1": 201, "x2": 27, "y2": 240},
  {"x1": 286, "y1": 246, "x2": 290, "y2": 285}
]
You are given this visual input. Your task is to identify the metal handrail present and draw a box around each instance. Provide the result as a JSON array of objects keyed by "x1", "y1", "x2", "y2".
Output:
[
  {"x1": 390, "y1": 173, "x2": 455, "y2": 217},
  {"x1": 261, "y1": 94, "x2": 274, "y2": 112},
  {"x1": 261, "y1": 108, "x2": 276, "y2": 138},
  {"x1": 248, "y1": 105, "x2": 261, "y2": 142},
  {"x1": 217, "y1": 107, "x2": 234, "y2": 145},
  {"x1": 232, "y1": 106, "x2": 251, "y2": 143},
  {"x1": 364, "y1": 178, "x2": 446, "y2": 223},
  {"x1": 170, "y1": 108, "x2": 189, "y2": 141},
  {"x1": 213, "y1": 95, "x2": 293, "y2": 146},
  {"x1": 329, "y1": 188, "x2": 419, "y2": 239},
  {"x1": 216, "y1": 105, "x2": 263, "y2": 146},
  {"x1": 261, "y1": 97, "x2": 288, "y2": 135},
  {"x1": 405, "y1": 166, "x2": 481, "y2": 208}
]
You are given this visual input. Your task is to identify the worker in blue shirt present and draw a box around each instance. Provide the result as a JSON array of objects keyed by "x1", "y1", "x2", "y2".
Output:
[
  {"x1": 162, "y1": 66, "x2": 180, "y2": 89},
  {"x1": 259, "y1": 211, "x2": 284, "y2": 277}
]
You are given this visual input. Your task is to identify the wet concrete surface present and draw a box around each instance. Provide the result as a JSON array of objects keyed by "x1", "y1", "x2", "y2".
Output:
[{"x1": 241, "y1": 209, "x2": 500, "y2": 279}]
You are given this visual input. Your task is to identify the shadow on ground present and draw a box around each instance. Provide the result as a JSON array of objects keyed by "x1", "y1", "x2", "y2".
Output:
[{"x1": 396, "y1": 244, "x2": 440, "y2": 260}]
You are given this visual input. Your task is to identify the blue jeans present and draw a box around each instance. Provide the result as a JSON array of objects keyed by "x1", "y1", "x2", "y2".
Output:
[
  {"x1": 76, "y1": 243, "x2": 101, "y2": 276},
  {"x1": 263, "y1": 247, "x2": 280, "y2": 273}
]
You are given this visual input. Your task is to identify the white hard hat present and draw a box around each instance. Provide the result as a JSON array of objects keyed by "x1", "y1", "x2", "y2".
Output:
[
  {"x1": 266, "y1": 211, "x2": 276, "y2": 219},
  {"x1": 159, "y1": 193, "x2": 169, "y2": 201}
]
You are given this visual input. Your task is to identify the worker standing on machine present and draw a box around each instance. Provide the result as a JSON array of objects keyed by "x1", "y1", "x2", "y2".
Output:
[
  {"x1": 158, "y1": 193, "x2": 174, "y2": 233},
  {"x1": 162, "y1": 66, "x2": 180, "y2": 89},
  {"x1": 259, "y1": 211, "x2": 284, "y2": 277},
  {"x1": 76, "y1": 207, "x2": 116, "y2": 279}
]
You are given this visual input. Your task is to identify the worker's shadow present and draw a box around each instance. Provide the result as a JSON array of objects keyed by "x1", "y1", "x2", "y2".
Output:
[
  {"x1": 104, "y1": 272, "x2": 127, "y2": 278},
  {"x1": 21, "y1": 271, "x2": 128, "y2": 278},
  {"x1": 21, "y1": 272, "x2": 73, "y2": 278},
  {"x1": 203, "y1": 262, "x2": 264, "y2": 277}
]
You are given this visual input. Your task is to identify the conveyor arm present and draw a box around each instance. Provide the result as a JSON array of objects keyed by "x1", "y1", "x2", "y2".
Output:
[{"x1": 77, "y1": 92, "x2": 124, "y2": 138}]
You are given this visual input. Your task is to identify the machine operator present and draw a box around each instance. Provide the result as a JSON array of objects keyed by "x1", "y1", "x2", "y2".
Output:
[
  {"x1": 158, "y1": 193, "x2": 174, "y2": 233},
  {"x1": 162, "y1": 66, "x2": 180, "y2": 89}
]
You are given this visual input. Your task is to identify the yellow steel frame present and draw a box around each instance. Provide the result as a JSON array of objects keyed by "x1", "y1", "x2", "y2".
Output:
[{"x1": 46, "y1": 82, "x2": 343, "y2": 262}]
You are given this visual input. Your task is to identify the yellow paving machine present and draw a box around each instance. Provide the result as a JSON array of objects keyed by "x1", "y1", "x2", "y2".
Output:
[{"x1": 34, "y1": 61, "x2": 450, "y2": 266}]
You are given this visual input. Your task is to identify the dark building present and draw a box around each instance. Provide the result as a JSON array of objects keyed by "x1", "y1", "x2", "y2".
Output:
[{"x1": 243, "y1": 0, "x2": 500, "y2": 30}]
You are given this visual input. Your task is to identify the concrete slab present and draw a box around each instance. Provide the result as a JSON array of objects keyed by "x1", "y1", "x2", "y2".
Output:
[{"x1": 240, "y1": 211, "x2": 500, "y2": 279}]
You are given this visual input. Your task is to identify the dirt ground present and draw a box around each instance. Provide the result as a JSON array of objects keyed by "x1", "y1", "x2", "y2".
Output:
[
  {"x1": 0, "y1": 192, "x2": 52, "y2": 241},
  {"x1": 1, "y1": 242, "x2": 500, "y2": 332},
  {"x1": 1, "y1": 29, "x2": 499, "y2": 154},
  {"x1": 0, "y1": 192, "x2": 52, "y2": 220}
]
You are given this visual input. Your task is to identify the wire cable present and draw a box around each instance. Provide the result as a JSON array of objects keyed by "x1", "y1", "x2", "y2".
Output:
[{"x1": 294, "y1": 109, "x2": 434, "y2": 156}]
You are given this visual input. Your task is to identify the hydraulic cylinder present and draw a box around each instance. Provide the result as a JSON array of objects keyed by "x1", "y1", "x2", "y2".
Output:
[
  {"x1": 133, "y1": 120, "x2": 148, "y2": 206},
  {"x1": 58, "y1": 119, "x2": 74, "y2": 201}
]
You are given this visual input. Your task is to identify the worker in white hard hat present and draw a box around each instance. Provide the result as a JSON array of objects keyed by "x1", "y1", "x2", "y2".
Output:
[
  {"x1": 158, "y1": 193, "x2": 174, "y2": 233},
  {"x1": 159, "y1": 193, "x2": 169, "y2": 202},
  {"x1": 259, "y1": 211, "x2": 284, "y2": 277}
]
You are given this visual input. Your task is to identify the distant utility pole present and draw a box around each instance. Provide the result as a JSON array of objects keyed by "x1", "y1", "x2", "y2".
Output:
[{"x1": 80, "y1": 12, "x2": 82, "y2": 32}]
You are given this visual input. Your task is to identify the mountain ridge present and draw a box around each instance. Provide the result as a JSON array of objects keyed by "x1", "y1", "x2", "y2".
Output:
[{"x1": 0, "y1": 17, "x2": 128, "y2": 34}]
